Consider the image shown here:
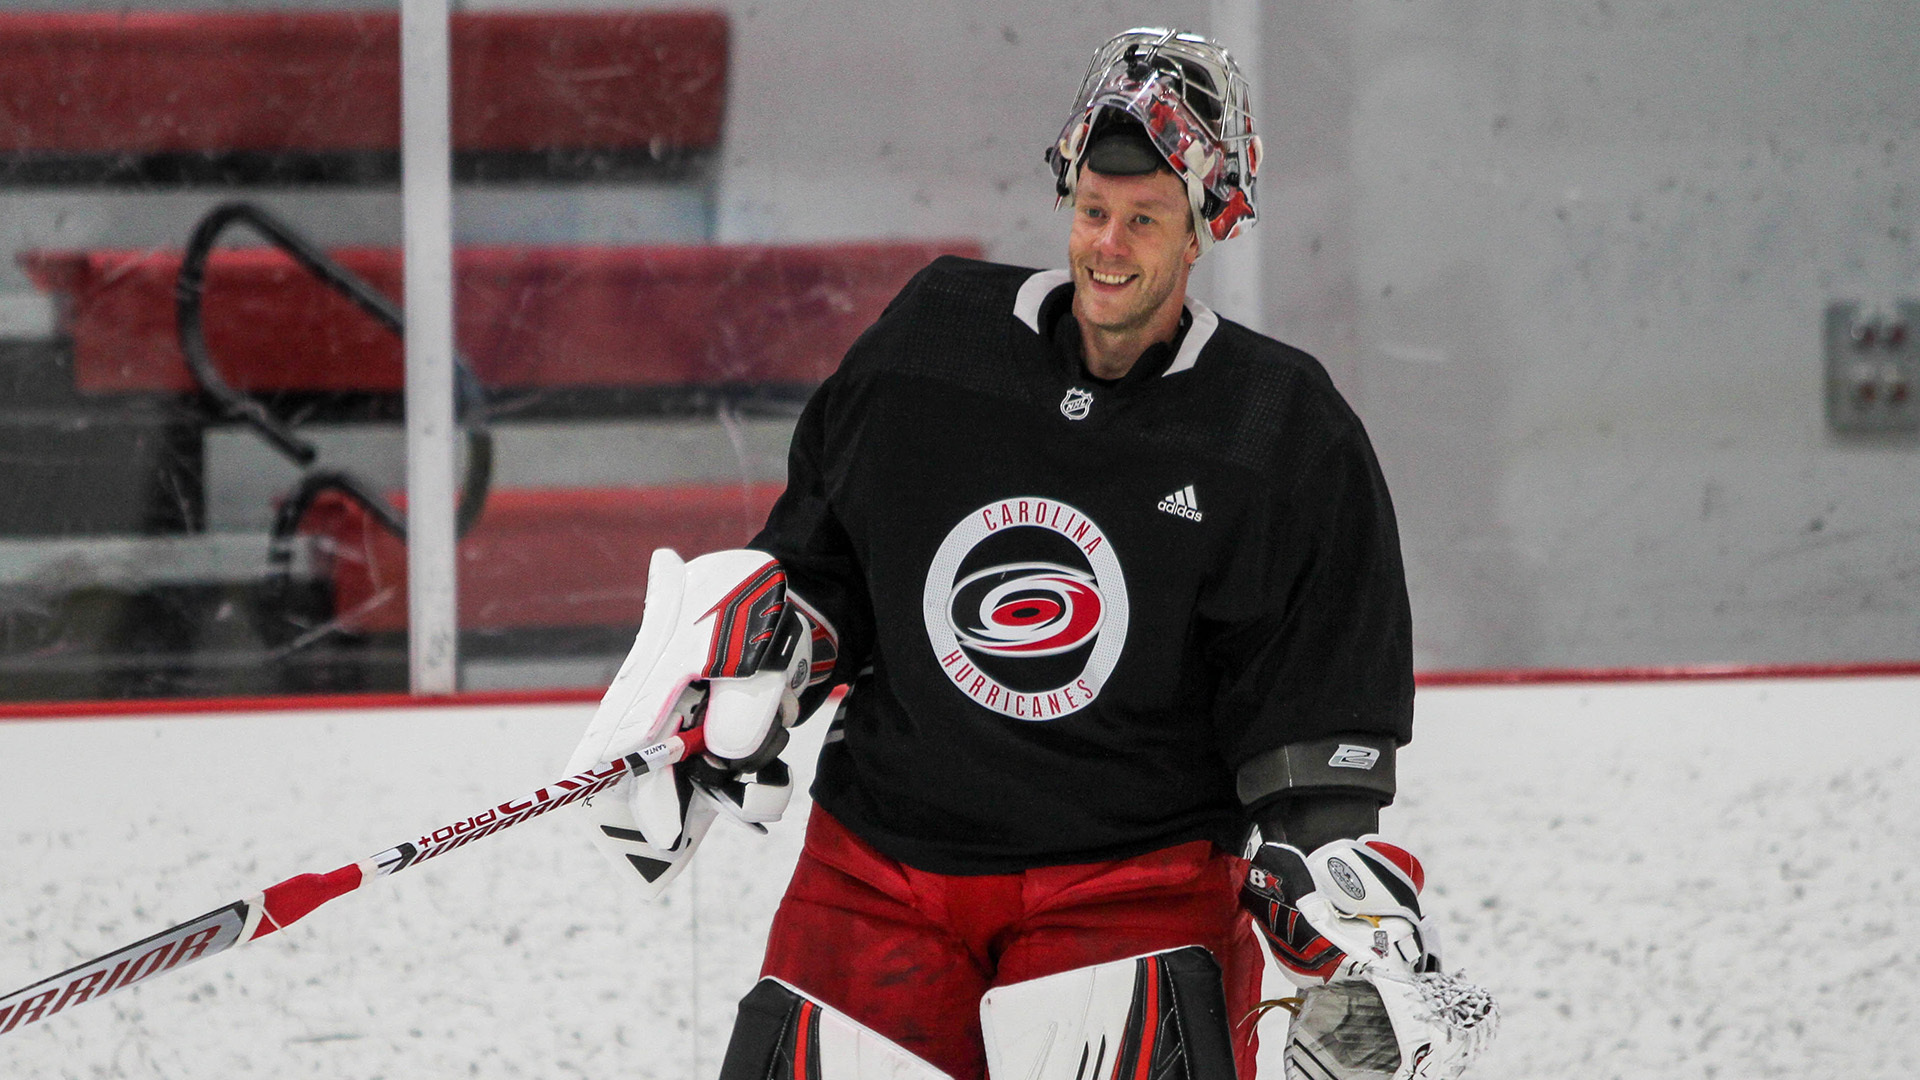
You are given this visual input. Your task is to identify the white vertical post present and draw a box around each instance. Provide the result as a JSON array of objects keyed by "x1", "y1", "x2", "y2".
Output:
[
  {"x1": 1210, "y1": 0, "x2": 1266, "y2": 333},
  {"x1": 401, "y1": 0, "x2": 459, "y2": 693}
]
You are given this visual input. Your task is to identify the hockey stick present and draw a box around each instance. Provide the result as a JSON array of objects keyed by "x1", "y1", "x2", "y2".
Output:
[{"x1": 0, "y1": 727, "x2": 706, "y2": 1039}]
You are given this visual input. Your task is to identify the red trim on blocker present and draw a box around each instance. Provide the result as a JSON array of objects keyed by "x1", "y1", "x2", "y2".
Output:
[
  {"x1": 0, "y1": 660, "x2": 1915, "y2": 723},
  {"x1": 701, "y1": 560, "x2": 786, "y2": 679}
]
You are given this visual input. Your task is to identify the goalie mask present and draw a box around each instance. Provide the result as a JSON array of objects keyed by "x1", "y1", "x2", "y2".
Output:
[{"x1": 1045, "y1": 27, "x2": 1261, "y2": 252}]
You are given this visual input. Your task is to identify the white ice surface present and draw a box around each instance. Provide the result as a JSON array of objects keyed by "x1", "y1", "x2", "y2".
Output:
[{"x1": 1, "y1": 676, "x2": 1916, "y2": 1078}]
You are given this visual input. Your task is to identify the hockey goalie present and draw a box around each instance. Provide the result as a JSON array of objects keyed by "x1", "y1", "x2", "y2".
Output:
[{"x1": 567, "y1": 23, "x2": 1498, "y2": 1080}]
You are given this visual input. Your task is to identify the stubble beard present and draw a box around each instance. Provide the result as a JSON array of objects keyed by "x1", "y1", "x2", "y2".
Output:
[{"x1": 1074, "y1": 265, "x2": 1177, "y2": 339}]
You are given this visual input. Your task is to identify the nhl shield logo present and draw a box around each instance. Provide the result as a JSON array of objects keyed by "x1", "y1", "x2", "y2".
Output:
[
  {"x1": 923, "y1": 497, "x2": 1129, "y2": 721},
  {"x1": 1059, "y1": 387, "x2": 1094, "y2": 420}
]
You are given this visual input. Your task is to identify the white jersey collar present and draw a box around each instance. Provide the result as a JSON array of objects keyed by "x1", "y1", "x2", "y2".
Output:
[
  {"x1": 1013, "y1": 268, "x2": 1218, "y2": 377},
  {"x1": 1013, "y1": 269, "x2": 1072, "y2": 334}
]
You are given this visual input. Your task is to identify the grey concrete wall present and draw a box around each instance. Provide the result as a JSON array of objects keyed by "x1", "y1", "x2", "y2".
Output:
[
  {"x1": 6, "y1": 0, "x2": 1915, "y2": 668},
  {"x1": 1319, "y1": 2, "x2": 1920, "y2": 668}
]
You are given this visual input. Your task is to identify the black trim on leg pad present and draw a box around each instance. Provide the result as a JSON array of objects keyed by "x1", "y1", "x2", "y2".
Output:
[
  {"x1": 1152, "y1": 946, "x2": 1238, "y2": 1080},
  {"x1": 719, "y1": 978, "x2": 819, "y2": 1080},
  {"x1": 1162, "y1": 946, "x2": 1238, "y2": 1079}
]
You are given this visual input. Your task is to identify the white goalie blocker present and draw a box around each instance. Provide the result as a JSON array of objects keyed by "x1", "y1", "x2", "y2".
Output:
[{"x1": 566, "y1": 548, "x2": 827, "y2": 897}]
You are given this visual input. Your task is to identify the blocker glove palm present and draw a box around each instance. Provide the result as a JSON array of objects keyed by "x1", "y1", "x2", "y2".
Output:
[
  {"x1": 566, "y1": 548, "x2": 833, "y2": 897},
  {"x1": 1242, "y1": 836, "x2": 1498, "y2": 1080}
]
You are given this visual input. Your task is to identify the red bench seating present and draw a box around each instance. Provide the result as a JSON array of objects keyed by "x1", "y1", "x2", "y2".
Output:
[
  {"x1": 21, "y1": 241, "x2": 978, "y2": 394},
  {"x1": 0, "y1": 12, "x2": 725, "y2": 163},
  {"x1": 0, "y1": 11, "x2": 980, "y2": 668},
  {"x1": 306, "y1": 484, "x2": 785, "y2": 634}
]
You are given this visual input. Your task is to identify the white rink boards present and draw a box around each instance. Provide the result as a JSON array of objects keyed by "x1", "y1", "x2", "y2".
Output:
[{"x1": 1, "y1": 676, "x2": 1916, "y2": 1079}]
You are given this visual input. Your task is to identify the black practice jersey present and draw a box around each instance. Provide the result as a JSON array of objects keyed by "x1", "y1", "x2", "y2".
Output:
[{"x1": 751, "y1": 257, "x2": 1413, "y2": 874}]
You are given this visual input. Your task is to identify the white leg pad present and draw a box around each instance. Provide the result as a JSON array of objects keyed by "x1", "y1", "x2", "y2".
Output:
[
  {"x1": 982, "y1": 956, "x2": 1138, "y2": 1080},
  {"x1": 980, "y1": 946, "x2": 1236, "y2": 1080}
]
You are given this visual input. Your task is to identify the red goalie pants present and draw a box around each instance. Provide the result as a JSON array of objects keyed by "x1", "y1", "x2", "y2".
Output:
[{"x1": 757, "y1": 809, "x2": 1265, "y2": 1080}]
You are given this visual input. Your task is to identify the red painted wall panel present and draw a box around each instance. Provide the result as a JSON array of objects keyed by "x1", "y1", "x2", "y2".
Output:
[
  {"x1": 307, "y1": 484, "x2": 786, "y2": 633},
  {"x1": 20, "y1": 241, "x2": 979, "y2": 393},
  {"x1": 0, "y1": 11, "x2": 727, "y2": 155}
]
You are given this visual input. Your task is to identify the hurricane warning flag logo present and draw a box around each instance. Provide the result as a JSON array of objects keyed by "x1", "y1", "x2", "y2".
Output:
[{"x1": 923, "y1": 497, "x2": 1128, "y2": 721}]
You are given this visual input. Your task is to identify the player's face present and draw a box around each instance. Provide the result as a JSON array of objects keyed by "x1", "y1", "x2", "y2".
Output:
[{"x1": 1068, "y1": 168, "x2": 1199, "y2": 342}]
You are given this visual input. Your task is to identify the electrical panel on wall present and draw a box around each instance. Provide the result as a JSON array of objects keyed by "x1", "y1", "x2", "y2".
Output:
[{"x1": 1825, "y1": 301, "x2": 1919, "y2": 435}]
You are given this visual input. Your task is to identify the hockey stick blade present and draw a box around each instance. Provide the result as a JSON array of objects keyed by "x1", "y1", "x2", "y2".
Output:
[{"x1": 0, "y1": 728, "x2": 704, "y2": 1039}]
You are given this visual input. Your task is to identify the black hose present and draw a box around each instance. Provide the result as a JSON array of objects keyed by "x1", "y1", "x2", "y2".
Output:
[
  {"x1": 176, "y1": 202, "x2": 406, "y2": 465},
  {"x1": 176, "y1": 200, "x2": 495, "y2": 651}
]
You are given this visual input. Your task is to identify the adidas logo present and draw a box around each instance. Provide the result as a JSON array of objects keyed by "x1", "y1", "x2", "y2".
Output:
[{"x1": 1157, "y1": 485, "x2": 1204, "y2": 522}]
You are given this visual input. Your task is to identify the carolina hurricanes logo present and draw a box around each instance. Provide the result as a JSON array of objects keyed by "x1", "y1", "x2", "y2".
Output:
[
  {"x1": 923, "y1": 498, "x2": 1128, "y2": 721},
  {"x1": 949, "y1": 563, "x2": 1104, "y2": 657}
]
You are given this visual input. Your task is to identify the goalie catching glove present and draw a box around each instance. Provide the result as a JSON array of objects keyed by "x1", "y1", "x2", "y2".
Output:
[
  {"x1": 565, "y1": 548, "x2": 836, "y2": 897},
  {"x1": 1242, "y1": 836, "x2": 1498, "y2": 1080}
]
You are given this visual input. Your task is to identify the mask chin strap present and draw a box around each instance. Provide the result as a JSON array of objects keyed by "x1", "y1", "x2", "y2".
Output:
[
  {"x1": 1185, "y1": 172, "x2": 1215, "y2": 256},
  {"x1": 1052, "y1": 117, "x2": 1092, "y2": 208}
]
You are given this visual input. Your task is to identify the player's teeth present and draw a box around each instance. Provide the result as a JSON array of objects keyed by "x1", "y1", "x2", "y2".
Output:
[{"x1": 1091, "y1": 271, "x2": 1130, "y2": 285}]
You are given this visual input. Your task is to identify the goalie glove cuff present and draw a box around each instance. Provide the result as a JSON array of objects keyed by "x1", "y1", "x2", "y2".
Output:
[{"x1": 702, "y1": 603, "x2": 813, "y2": 769}]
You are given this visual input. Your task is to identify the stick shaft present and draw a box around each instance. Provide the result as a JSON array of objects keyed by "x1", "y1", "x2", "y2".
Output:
[{"x1": 0, "y1": 730, "x2": 702, "y2": 1038}]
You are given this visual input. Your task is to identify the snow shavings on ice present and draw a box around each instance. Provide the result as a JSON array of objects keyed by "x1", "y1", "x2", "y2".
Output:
[
  {"x1": 1, "y1": 676, "x2": 1916, "y2": 1078},
  {"x1": 1395, "y1": 677, "x2": 1920, "y2": 1079}
]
